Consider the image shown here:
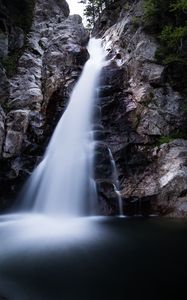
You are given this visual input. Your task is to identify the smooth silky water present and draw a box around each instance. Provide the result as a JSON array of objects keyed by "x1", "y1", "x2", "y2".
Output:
[
  {"x1": 20, "y1": 38, "x2": 106, "y2": 217},
  {"x1": 0, "y1": 216, "x2": 187, "y2": 300},
  {"x1": 0, "y1": 39, "x2": 187, "y2": 300}
]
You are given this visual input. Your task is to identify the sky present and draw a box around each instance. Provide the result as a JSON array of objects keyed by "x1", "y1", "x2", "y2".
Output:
[{"x1": 67, "y1": 0, "x2": 85, "y2": 18}]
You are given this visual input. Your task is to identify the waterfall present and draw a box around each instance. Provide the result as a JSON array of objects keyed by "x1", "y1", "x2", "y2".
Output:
[
  {"x1": 108, "y1": 149, "x2": 124, "y2": 216},
  {"x1": 21, "y1": 38, "x2": 106, "y2": 217}
]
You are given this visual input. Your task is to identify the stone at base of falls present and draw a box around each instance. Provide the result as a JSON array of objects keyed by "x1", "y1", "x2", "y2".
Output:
[
  {"x1": 157, "y1": 140, "x2": 187, "y2": 217},
  {"x1": 120, "y1": 139, "x2": 187, "y2": 217},
  {"x1": 90, "y1": 0, "x2": 187, "y2": 217},
  {"x1": 96, "y1": 180, "x2": 122, "y2": 216}
]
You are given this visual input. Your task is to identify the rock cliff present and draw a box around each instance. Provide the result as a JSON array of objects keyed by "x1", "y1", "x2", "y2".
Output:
[
  {"x1": 0, "y1": 0, "x2": 187, "y2": 218},
  {"x1": 0, "y1": 0, "x2": 89, "y2": 208},
  {"x1": 94, "y1": 0, "x2": 187, "y2": 217}
]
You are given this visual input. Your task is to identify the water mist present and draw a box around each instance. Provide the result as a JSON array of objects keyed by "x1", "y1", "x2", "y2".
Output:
[{"x1": 20, "y1": 38, "x2": 106, "y2": 217}]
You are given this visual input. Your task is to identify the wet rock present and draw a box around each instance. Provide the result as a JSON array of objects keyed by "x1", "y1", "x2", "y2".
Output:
[
  {"x1": 94, "y1": 0, "x2": 187, "y2": 216},
  {"x1": 93, "y1": 130, "x2": 105, "y2": 141},
  {"x1": 0, "y1": 66, "x2": 9, "y2": 104},
  {"x1": 94, "y1": 142, "x2": 113, "y2": 180},
  {"x1": 119, "y1": 140, "x2": 187, "y2": 217},
  {"x1": 0, "y1": 0, "x2": 89, "y2": 206},
  {"x1": 144, "y1": 63, "x2": 164, "y2": 86},
  {"x1": 96, "y1": 180, "x2": 120, "y2": 215},
  {"x1": 0, "y1": 32, "x2": 8, "y2": 58},
  {"x1": 168, "y1": 198, "x2": 187, "y2": 218},
  {"x1": 156, "y1": 139, "x2": 187, "y2": 216},
  {"x1": 3, "y1": 130, "x2": 23, "y2": 158},
  {"x1": 6, "y1": 110, "x2": 29, "y2": 131},
  {"x1": 0, "y1": 0, "x2": 186, "y2": 217},
  {"x1": 3, "y1": 110, "x2": 30, "y2": 156},
  {"x1": 0, "y1": 106, "x2": 5, "y2": 154},
  {"x1": 137, "y1": 109, "x2": 169, "y2": 136}
]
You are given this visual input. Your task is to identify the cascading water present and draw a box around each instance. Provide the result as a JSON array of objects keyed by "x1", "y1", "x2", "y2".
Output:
[
  {"x1": 0, "y1": 38, "x2": 185, "y2": 300},
  {"x1": 21, "y1": 38, "x2": 106, "y2": 217},
  {"x1": 108, "y1": 149, "x2": 124, "y2": 216}
]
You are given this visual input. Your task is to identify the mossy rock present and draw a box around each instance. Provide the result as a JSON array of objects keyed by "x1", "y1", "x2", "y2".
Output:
[
  {"x1": 157, "y1": 133, "x2": 187, "y2": 146},
  {"x1": 143, "y1": 0, "x2": 187, "y2": 90}
]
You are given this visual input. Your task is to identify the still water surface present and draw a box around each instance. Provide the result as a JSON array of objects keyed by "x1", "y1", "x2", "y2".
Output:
[{"x1": 0, "y1": 215, "x2": 186, "y2": 300}]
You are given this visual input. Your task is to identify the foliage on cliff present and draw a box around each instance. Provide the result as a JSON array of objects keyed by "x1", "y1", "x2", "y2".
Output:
[
  {"x1": 143, "y1": 0, "x2": 187, "y2": 65},
  {"x1": 83, "y1": 0, "x2": 117, "y2": 28}
]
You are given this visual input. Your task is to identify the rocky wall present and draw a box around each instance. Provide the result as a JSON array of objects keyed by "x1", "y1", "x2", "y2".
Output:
[
  {"x1": 0, "y1": 0, "x2": 89, "y2": 209},
  {"x1": 94, "y1": 0, "x2": 187, "y2": 217}
]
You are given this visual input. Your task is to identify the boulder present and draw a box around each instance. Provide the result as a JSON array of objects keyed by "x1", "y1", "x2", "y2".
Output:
[{"x1": 156, "y1": 139, "x2": 187, "y2": 216}]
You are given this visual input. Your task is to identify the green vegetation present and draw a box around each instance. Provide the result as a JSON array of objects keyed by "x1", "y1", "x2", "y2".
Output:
[
  {"x1": 2, "y1": 0, "x2": 36, "y2": 33},
  {"x1": 157, "y1": 132, "x2": 187, "y2": 145},
  {"x1": 143, "y1": 0, "x2": 187, "y2": 66},
  {"x1": 83, "y1": 0, "x2": 118, "y2": 28},
  {"x1": 84, "y1": 0, "x2": 187, "y2": 71},
  {"x1": 157, "y1": 136, "x2": 174, "y2": 145}
]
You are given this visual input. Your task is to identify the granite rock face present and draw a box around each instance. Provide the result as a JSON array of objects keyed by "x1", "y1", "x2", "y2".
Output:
[
  {"x1": 94, "y1": 0, "x2": 187, "y2": 217},
  {"x1": 0, "y1": 0, "x2": 187, "y2": 218},
  {"x1": 0, "y1": 0, "x2": 89, "y2": 208}
]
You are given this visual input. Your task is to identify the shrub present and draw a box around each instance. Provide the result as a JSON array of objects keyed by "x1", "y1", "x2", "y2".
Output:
[
  {"x1": 160, "y1": 25, "x2": 187, "y2": 50},
  {"x1": 157, "y1": 132, "x2": 187, "y2": 145},
  {"x1": 143, "y1": 0, "x2": 187, "y2": 89}
]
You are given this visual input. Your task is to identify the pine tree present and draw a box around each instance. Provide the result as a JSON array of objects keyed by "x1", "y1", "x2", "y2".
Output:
[{"x1": 83, "y1": 0, "x2": 115, "y2": 28}]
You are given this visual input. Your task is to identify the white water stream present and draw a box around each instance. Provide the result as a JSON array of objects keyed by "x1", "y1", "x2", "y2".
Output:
[
  {"x1": 21, "y1": 38, "x2": 106, "y2": 217},
  {"x1": 0, "y1": 38, "x2": 185, "y2": 300}
]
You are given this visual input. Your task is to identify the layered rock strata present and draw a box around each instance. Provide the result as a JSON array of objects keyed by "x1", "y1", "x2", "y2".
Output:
[
  {"x1": 0, "y1": 0, "x2": 89, "y2": 208},
  {"x1": 0, "y1": 0, "x2": 187, "y2": 218},
  {"x1": 94, "y1": 0, "x2": 187, "y2": 217}
]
